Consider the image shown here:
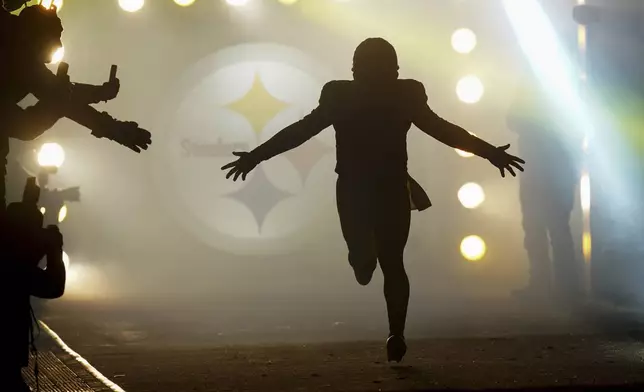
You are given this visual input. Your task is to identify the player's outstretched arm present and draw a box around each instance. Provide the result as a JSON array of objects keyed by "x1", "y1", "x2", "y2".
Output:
[
  {"x1": 410, "y1": 82, "x2": 525, "y2": 177},
  {"x1": 221, "y1": 83, "x2": 334, "y2": 182},
  {"x1": 22, "y1": 63, "x2": 151, "y2": 152}
]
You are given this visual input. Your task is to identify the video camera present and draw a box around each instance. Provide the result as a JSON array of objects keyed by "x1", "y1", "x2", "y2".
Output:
[{"x1": 4, "y1": 177, "x2": 63, "y2": 266}]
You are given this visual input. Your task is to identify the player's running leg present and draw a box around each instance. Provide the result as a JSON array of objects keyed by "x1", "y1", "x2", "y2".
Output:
[
  {"x1": 375, "y1": 177, "x2": 411, "y2": 362},
  {"x1": 336, "y1": 178, "x2": 378, "y2": 286}
]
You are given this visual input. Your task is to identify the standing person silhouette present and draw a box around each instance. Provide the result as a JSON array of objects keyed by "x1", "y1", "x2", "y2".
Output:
[
  {"x1": 222, "y1": 38, "x2": 525, "y2": 362},
  {"x1": 508, "y1": 69, "x2": 582, "y2": 303}
]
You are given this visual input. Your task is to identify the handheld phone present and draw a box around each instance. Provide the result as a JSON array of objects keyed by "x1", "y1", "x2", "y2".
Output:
[
  {"x1": 22, "y1": 177, "x2": 40, "y2": 206},
  {"x1": 56, "y1": 61, "x2": 69, "y2": 78},
  {"x1": 109, "y1": 64, "x2": 118, "y2": 82}
]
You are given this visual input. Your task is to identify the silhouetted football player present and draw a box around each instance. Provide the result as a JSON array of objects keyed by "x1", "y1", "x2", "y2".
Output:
[{"x1": 223, "y1": 38, "x2": 524, "y2": 362}]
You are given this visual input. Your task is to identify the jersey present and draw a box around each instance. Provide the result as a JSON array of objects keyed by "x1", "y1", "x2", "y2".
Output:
[
  {"x1": 253, "y1": 78, "x2": 430, "y2": 180},
  {"x1": 322, "y1": 79, "x2": 428, "y2": 178}
]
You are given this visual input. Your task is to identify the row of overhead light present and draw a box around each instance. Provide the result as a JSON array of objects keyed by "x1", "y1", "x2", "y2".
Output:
[
  {"x1": 450, "y1": 27, "x2": 487, "y2": 263},
  {"x1": 40, "y1": 0, "x2": 487, "y2": 263},
  {"x1": 42, "y1": 0, "x2": 348, "y2": 13}
]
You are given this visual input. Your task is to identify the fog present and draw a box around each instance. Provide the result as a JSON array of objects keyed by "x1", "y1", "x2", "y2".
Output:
[{"x1": 9, "y1": 0, "x2": 599, "y2": 343}]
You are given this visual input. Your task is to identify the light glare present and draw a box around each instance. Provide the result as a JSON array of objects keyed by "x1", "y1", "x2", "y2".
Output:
[
  {"x1": 174, "y1": 0, "x2": 196, "y2": 5},
  {"x1": 226, "y1": 0, "x2": 250, "y2": 6},
  {"x1": 40, "y1": 0, "x2": 63, "y2": 11},
  {"x1": 119, "y1": 0, "x2": 144, "y2": 12},
  {"x1": 451, "y1": 28, "x2": 477, "y2": 54},
  {"x1": 580, "y1": 171, "x2": 590, "y2": 212},
  {"x1": 458, "y1": 183, "x2": 485, "y2": 209},
  {"x1": 50, "y1": 46, "x2": 64, "y2": 64},
  {"x1": 58, "y1": 205, "x2": 68, "y2": 223},
  {"x1": 456, "y1": 75, "x2": 484, "y2": 104},
  {"x1": 460, "y1": 235, "x2": 486, "y2": 261},
  {"x1": 37, "y1": 143, "x2": 65, "y2": 168}
]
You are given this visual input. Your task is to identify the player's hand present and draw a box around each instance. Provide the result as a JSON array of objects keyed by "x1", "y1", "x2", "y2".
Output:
[
  {"x1": 221, "y1": 151, "x2": 259, "y2": 181},
  {"x1": 100, "y1": 78, "x2": 120, "y2": 102},
  {"x1": 101, "y1": 120, "x2": 152, "y2": 153},
  {"x1": 487, "y1": 144, "x2": 525, "y2": 178}
]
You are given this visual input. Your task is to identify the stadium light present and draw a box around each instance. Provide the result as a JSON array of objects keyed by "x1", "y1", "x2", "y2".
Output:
[
  {"x1": 451, "y1": 28, "x2": 477, "y2": 54},
  {"x1": 456, "y1": 75, "x2": 484, "y2": 104},
  {"x1": 37, "y1": 143, "x2": 65, "y2": 169},
  {"x1": 458, "y1": 182, "x2": 485, "y2": 209},
  {"x1": 460, "y1": 235, "x2": 486, "y2": 261},
  {"x1": 174, "y1": 0, "x2": 196, "y2": 6},
  {"x1": 119, "y1": 0, "x2": 144, "y2": 12}
]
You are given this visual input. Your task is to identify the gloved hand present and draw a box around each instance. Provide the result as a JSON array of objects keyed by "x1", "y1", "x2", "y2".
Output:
[{"x1": 93, "y1": 113, "x2": 152, "y2": 153}]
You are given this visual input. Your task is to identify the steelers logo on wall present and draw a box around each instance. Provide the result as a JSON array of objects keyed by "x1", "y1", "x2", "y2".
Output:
[{"x1": 155, "y1": 43, "x2": 337, "y2": 255}]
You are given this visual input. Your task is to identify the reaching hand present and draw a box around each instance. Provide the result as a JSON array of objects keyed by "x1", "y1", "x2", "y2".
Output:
[
  {"x1": 487, "y1": 144, "x2": 525, "y2": 178},
  {"x1": 100, "y1": 78, "x2": 120, "y2": 102},
  {"x1": 221, "y1": 151, "x2": 260, "y2": 181},
  {"x1": 96, "y1": 118, "x2": 152, "y2": 153}
]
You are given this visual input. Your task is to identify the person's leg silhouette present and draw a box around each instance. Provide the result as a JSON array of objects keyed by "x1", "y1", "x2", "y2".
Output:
[
  {"x1": 515, "y1": 174, "x2": 552, "y2": 299},
  {"x1": 374, "y1": 176, "x2": 411, "y2": 362},
  {"x1": 548, "y1": 181, "x2": 582, "y2": 303},
  {"x1": 336, "y1": 177, "x2": 378, "y2": 285}
]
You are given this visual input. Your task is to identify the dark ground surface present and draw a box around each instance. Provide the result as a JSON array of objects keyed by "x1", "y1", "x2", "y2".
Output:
[{"x1": 29, "y1": 297, "x2": 644, "y2": 392}]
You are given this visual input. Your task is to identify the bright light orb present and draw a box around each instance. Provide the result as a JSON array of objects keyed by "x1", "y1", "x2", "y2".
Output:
[
  {"x1": 226, "y1": 0, "x2": 249, "y2": 6},
  {"x1": 460, "y1": 235, "x2": 487, "y2": 261},
  {"x1": 58, "y1": 205, "x2": 68, "y2": 223},
  {"x1": 50, "y1": 46, "x2": 64, "y2": 64},
  {"x1": 456, "y1": 75, "x2": 484, "y2": 104},
  {"x1": 458, "y1": 182, "x2": 485, "y2": 209},
  {"x1": 37, "y1": 143, "x2": 65, "y2": 168},
  {"x1": 40, "y1": 207, "x2": 46, "y2": 215},
  {"x1": 278, "y1": 0, "x2": 298, "y2": 4},
  {"x1": 451, "y1": 28, "x2": 477, "y2": 54},
  {"x1": 40, "y1": 0, "x2": 63, "y2": 11},
  {"x1": 119, "y1": 0, "x2": 144, "y2": 12},
  {"x1": 174, "y1": 0, "x2": 196, "y2": 6}
]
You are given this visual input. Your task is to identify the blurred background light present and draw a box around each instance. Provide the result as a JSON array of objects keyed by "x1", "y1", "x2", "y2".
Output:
[
  {"x1": 456, "y1": 75, "x2": 484, "y2": 104},
  {"x1": 50, "y1": 46, "x2": 65, "y2": 64},
  {"x1": 58, "y1": 205, "x2": 68, "y2": 223},
  {"x1": 460, "y1": 235, "x2": 487, "y2": 262},
  {"x1": 451, "y1": 28, "x2": 477, "y2": 54},
  {"x1": 174, "y1": 0, "x2": 196, "y2": 6},
  {"x1": 458, "y1": 182, "x2": 485, "y2": 209},
  {"x1": 40, "y1": 0, "x2": 63, "y2": 11},
  {"x1": 119, "y1": 0, "x2": 144, "y2": 13},
  {"x1": 37, "y1": 143, "x2": 65, "y2": 169},
  {"x1": 226, "y1": 0, "x2": 250, "y2": 6}
]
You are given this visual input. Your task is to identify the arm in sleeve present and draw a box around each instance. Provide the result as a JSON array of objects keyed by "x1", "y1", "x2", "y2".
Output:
[
  {"x1": 251, "y1": 83, "x2": 335, "y2": 163},
  {"x1": 25, "y1": 63, "x2": 119, "y2": 137},
  {"x1": 0, "y1": 102, "x2": 63, "y2": 141},
  {"x1": 410, "y1": 81, "x2": 497, "y2": 160}
]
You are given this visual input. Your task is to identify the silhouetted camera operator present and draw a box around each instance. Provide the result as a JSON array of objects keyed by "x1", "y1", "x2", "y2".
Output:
[
  {"x1": 0, "y1": 2, "x2": 152, "y2": 206},
  {"x1": 0, "y1": 177, "x2": 65, "y2": 391}
]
